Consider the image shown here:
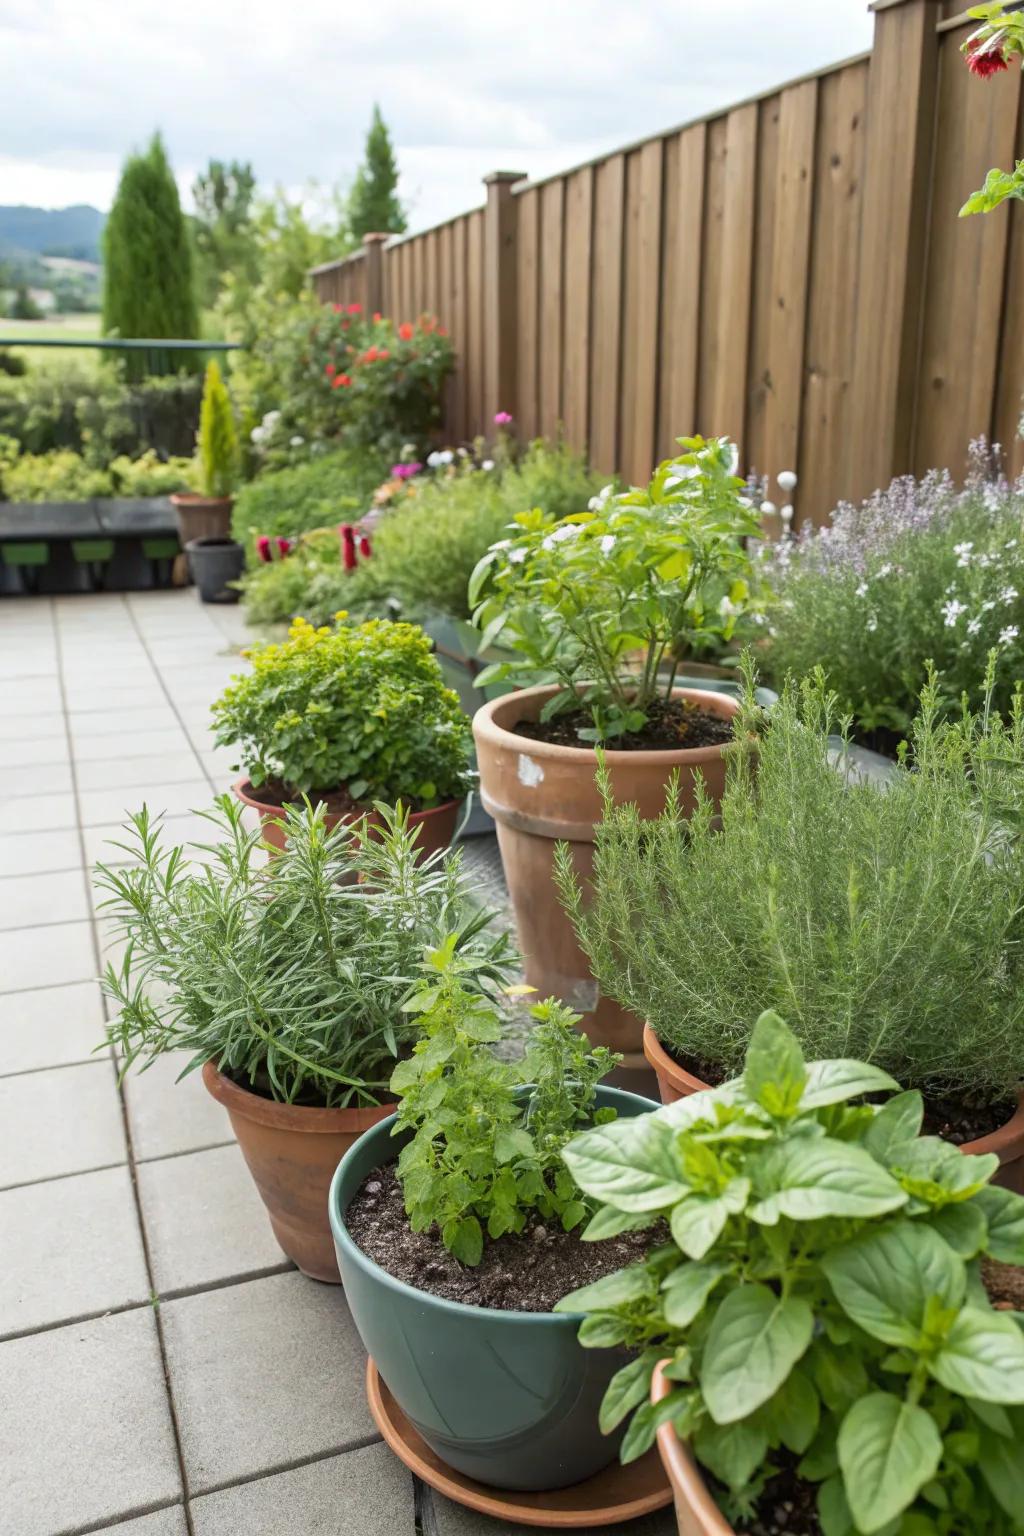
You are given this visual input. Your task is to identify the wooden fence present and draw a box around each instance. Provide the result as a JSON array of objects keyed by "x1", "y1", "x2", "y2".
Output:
[{"x1": 311, "y1": 0, "x2": 1024, "y2": 525}]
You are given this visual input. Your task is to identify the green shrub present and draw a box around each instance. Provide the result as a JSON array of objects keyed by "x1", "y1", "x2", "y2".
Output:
[
  {"x1": 557, "y1": 1012, "x2": 1024, "y2": 1533},
  {"x1": 197, "y1": 359, "x2": 238, "y2": 497},
  {"x1": 108, "y1": 451, "x2": 192, "y2": 497},
  {"x1": 212, "y1": 614, "x2": 473, "y2": 806},
  {"x1": 0, "y1": 364, "x2": 201, "y2": 462},
  {"x1": 95, "y1": 798, "x2": 513, "y2": 1108},
  {"x1": 231, "y1": 445, "x2": 387, "y2": 553},
  {"x1": 760, "y1": 452, "x2": 1024, "y2": 738},
  {"x1": 0, "y1": 448, "x2": 113, "y2": 503},
  {"x1": 557, "y1": 661, "x2": 1024, "y2": 1101}
]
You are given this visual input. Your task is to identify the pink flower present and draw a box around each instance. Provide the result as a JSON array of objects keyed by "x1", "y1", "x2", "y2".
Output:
[
  {"x1": 494, "y1": 411, "x2": 513, "y2": 427},
  {"x1": 390, "y1": 462, "x2": 422, "y2": 480},
  {"x1": 256, "y1": 535, "x2": 272, "y2": 564},
  {"x1": 339, "y1": 524, "x2": 358, "y2": 571},
  {"x1": 276, "y1": 537, "x2": 293, "y2": 558}
]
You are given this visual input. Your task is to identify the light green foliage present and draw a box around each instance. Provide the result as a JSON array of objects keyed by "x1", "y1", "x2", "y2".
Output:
[
  {"x1": 190, "y1": 159, "x2": 259, "y2": 307},
  {"x1": 212, "y1": 614, "x2": 473, "y2": 804},
  {"x1": 557, "y1": 662, "x2": 1024, "y2": 1099},
  {"x1": 95, "y1": 798, "x2": 513, "y2": 1109},
  {"x1": 961, "y1": 6, "x2": 1024, "y2": 215},
  {"x1": 197, "y1": 359, "x2": 239, "y2": 498},
  {"x1": 470, "y1": 437, "x2": 760, "y2": 742},
  {"x1": 348, "y1": 104, "x2": 407, "y2": 241},
  {"x1": 760, "y1": 462, "x2": 1024, "y2": 737},
  {"x1": 556, "y1": 1013, "x2": 1024, "y2": 1533},
  {"x1": 102, "y1": 133, "x2": 199, "y2": 378},
  {"x1": 0, "y1": 363, "x2": 202, "y2": 464},
  {"x1": 0, "y1": 444, "x2": 191, "y2": 503},
  {"x1": 960, "y1": 161, "x2": 1024, "y2": 216},
  {"x1": 230, "y1": 445, "x2": 387, "y2": 552},
  {"x1": 392, "y1": 938, "x2": 617, "y2": 1265}
]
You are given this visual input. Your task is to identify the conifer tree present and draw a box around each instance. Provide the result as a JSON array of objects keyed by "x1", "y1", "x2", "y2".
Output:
[
  {"x1": 102, "y1": 132, "x2": 198, "y2": 377},
  {"x1": 348, "y1": 106, "x2": 407, "y2": 241}
]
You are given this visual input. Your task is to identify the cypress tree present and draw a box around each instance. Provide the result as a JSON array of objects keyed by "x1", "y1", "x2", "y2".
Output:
[
  {"x1": 102, "y1": 132, "x2": 198, "y2": 377},
  {"x1": 348, "y1": 106, "x2": 407, "y2": 241}
]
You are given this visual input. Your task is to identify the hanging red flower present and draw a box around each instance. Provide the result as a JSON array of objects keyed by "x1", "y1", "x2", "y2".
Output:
[
  {"x1": 256, "y1": 535, "x2": 272, "y2": 564},
  {"x1": 358, "y1": 533, "x2": 372, "y2": 559},
  {"x1": 276, "y1": 537, "x2": 294, "y2": 558},
  {"x1": 339, "y1": 524, "x2": 358, "y2": 571},
  {"x1": 966, "y1": 38, "x2": 1010, "y2": 77}
]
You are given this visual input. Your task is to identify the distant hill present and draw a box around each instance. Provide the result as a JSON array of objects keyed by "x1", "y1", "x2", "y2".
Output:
[{"x1": 0, "y1": 205, "x2": 106, "y2": 265}]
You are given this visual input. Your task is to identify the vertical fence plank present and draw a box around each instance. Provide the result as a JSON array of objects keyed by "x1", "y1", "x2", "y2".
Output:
[
  {"x1": 995, "y1": 196, "x2": 1024, "y2": 481},
  {"x1": 466, "y1": 211, "x2": 486, "y2": 437},
  {"x1": 914, "y1": 28, "x2": 1021, "y2": 476},
  {"x1": 516, "y1": 188, "x2": 540, "y2": 438},
  {"x1": 484, "y1": 173, "x2": 523, "y2": 425},
  {"x1": 620, "y1": 139, "x2": 664, "y2": 484},
  {"x1": 799, "y1": 60, "x2": 869, "y2": 526},
  {"x1": 449, "y1": 218, "x2": 469, "y2": 442},
  {"x1": 658, "y1": 123, "x2": 706, "y2": 458},
  {"x1": 561, "y1": 167, "x2": 593, "y2": 453},
  {"x1": 714, "y1": 104, "x2": 757, "y2": 444},
  {"x1": 539, "y1": 178, "x2": 565, "y2": 439},
  {"x1": 589, "y1": 154, "x2": 626, "y2": 476},
  {"x1": 744, "y1": 95, "x2": 781, "y2": 480}
]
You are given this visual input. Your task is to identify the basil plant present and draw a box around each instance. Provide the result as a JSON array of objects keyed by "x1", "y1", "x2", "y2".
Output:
[
  {"x1": 555, "y1": 1012, "x2": 1024, "y2": 1536},
  {"x1": 468, "y1": 436, "x2": 760, "y2": 743}
]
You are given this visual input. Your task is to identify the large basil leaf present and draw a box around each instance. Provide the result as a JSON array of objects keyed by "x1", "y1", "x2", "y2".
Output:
[
  {"x1": 863, "y1": 1091, "x2": 924, "y2": 1164},
  {"x1": 701, "y1": 1283, "x2": 814, "y2": 1424},
  {"x1": 598, "y1": 1350, "x2": 660, "y2": 1434},
  {"x1": 770, "y1": 1366, "x2": 820, "y2": 1454},
  {"x1": 662, "y1": 1259, "x2": 731, "y2": 1328},
  {"x1": 976, "y1": 1184, "x2": 1024, "y2": 1265},
  {"x1": 890, "y1": 1137, "x2": 999, "y2": 1204},
  {"x1": 743, "y1": 1010, "x2": 806, "y2": 1117},
  {"x1": 670, "y1": 1179, "x2": 749, "y2": 1261},
  {"x1": 553, "y1": 1263, "x2": 651, "y2": 1315},
  {"x1": 694, "y1": 1416, "x2": 769, "y2": 1493},
  {"x1": 928, "y1": 1306, "x2": 1024, "y2": 1402},
  {"x1": 816, "y1": 1475, "x2": 853, "y2": 1536},
  {"x1": 822, "y1": 1221, "x2": 964, "y2": 1347},
  {"x1": 561, "y1": 1113, "x2": 690, "y2": 1212},
  {"x1": 801, "y1": 1059, "x2": 900, "y2": 1110},
  {"x1": 751, "y1": 1138, "x2": 906, "y2": 1225},
  {"x1": 979, "y1": 1415, "x2": 1024, "y2": 1518},
  {"x1": 619, "y1": 1387, "x2": 690, "y2": 1464},
  {"x1": 923, "y1": 1202, "x2": 987, "y2": 1259},
  {"x1": 838, "y1": 1393, "x2": 941, "y2": 1534}
]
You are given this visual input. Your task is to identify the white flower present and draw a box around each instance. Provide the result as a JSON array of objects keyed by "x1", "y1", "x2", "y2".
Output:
[
  {"x1": 599, "y1": 534, "x2": 616, "y2": 554},
  {"x1": 1006, "y1": 539, "x2": 1018, "y2": 550},
  {"x1": 942, "y1": 599, "x2": 967, "y2": 627},
  {"x1": 954, "y1": 542, "x2": 973, "y2": 557},
  {"x1": 491, "y1": 539, "x2": 512, "y2": 552},
  {"x1": 401, "y1": 443, "x2": 416, "y2": 459},
  {"x1": 1001, "y1": 587, "x2": 1019, "y2": 604},
  {"x1": 481, "y1": 459, "x2": 495, "y2": 472},
  {"x1": 718, "y1": 595, "x2": 739, "y2": 619},
  {"x1": 780, "y1": 505, "x2": 794, "y2": 526},
  {"x1": 760, "y1": 500, "x2": 777, "y2": 517},
  {"x1": 877, "y1": 563, "x2": 893, "y2": 578},
  {"x1": 967, "y1": 618, "x2": 982, "y2": 636},
  {"x1": 1000, "y1": 626, "x2": 1020, "y2": 646},
  {"x1": 289, "y1": 435, "x2": 304, "y2": 447},
  {"x1": 541, "y1": 523, "x2": 581, "y2": 551},
  {"x1": 983, "y1": 600, "x2": 996, "y2": 612},
  {"x1": 777, "y1": 470, "x2": 798, "y2": 494},
  {"x1": 666, "y1": 466, "x2": 701, "y2": 487},
  {"x1": 588, "y1": 483, "x2": 615, "y2": 511},
  {"x1": 508, "y1": 547, "x2": 527, "y2": 564},
  {"x1": 262, "y1": 410, "x2": 281, "y2": 428},
  {"x1": 738, "y1": 495, "x2": 753, "y2": 509},
  {"x1": 866, "y1": 615, "x2": 877, "y2": 633},
  {"x1": 426, "y1": 451, "x2": 444, "y2": 469},
  {"x1": 724, "y1": 441, "x2": 740, "y2": 475},
  {"x1": 250, "y1": 426, "x2": 267, "y2": 444},
  {"x1": 855, "y1": 582, "x2": 869, "y2": 598}
]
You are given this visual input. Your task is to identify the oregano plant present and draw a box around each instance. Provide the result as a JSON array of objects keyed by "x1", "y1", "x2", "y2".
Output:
[
  {"x1": 555, "y1": 1012, "x2": 1024, "y2": 1535},
  {"x1": 390, "y1": 937, "x2": 618, "y2": 1265}
]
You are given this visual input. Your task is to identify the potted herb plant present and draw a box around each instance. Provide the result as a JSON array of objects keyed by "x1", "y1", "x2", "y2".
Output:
[
  {"x1": 96, "y1": 799, "x2": 512, "y2": 1281},
  {"x1": 559, "y1": 658, "x2": 1024, "y2": 1187},
  {"x1": 213, "y1": 615, "x2": 474, "y2": 854},
  {"x1": 556, "y1": 1011, "x2": 1024, "y2": 1535},
  {"x1": 469, "y1": 437, "x2": 760, "y2": 1059},
  {"x1": 171, "y1": 358, "x2": 241, "y2": 546},
  {"x1": 329, "y1": 939, "x2": 658, "y2": 1490}
]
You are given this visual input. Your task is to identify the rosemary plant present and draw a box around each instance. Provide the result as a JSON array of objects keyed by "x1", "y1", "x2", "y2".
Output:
[{"x1": 95, "y1": 797, "x2": 513, "y2": 1108}]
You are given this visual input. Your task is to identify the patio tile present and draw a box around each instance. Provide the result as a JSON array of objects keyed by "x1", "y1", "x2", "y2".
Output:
[
  {"x1": 1, "y1": 711, "x2": 66, "y2": 741},
  {"x1": 137, "y1": 1142, "x2": 288, "y2": 1294},
  {"x1": 0, "y1": 920, "x2": 95, "y2": 994},
  {"x1": 0, "y1": 1059, "x2": 126, "y2": 1188},
  {"x1": 75, "y1": 751, "x2": 206, "y2": 791},
  {"x1": 0, "y1": 827, "x2": 81, "y2": 876},
  {"x1": 0, "y1": 678, "x2": 63, "y2": 711},
  {"x1": 0, "y1": 1307, "x2": 180, "y2": 1536},
  {"x1": 0, "y1": 979, "x2": 106, "y2": 1076},
  {"x1": 65, "y1": 685, "x2": 169, "y2": 712},
  {"x1": 85, "y1": 812, "x2": 224, "y2": 869},
  {"x1": 0, "y1": 789, "x2": 77, "y2": 833},
  {"x1": 125, "y1": 1052, "x2": 234, "y2": 1161},
  {"x1": 0, "y1": 759, "x2": 73, "y2": 796},
  {"x1": 190, "y1": 1443, "x2": 413, "y2": 1536},
  {"x1": 430, "y1": 1498, "x2": 677, "y2": 1536},
  {"x1": 98, "y1": 1508, "x2": 189, "y2": 1535},
  {"x1": 71, "y1": 707, "x2": 183, "y2": 740},
  {"x1": 0, "y1": 1164, "x2": 148, "y2": 1336},
  {"x1": 79, "y1": 779, "x2": 213, "y2": 828},
  {"x1": 162, "y1": 1271, "x2": 374, "y2": 1493},
  {"x1": 0, "y1": 736, "x2": 71, "y2": 771},
  {"x1": 0, "y1": 868, "x2": 89, "y2": 931},
  {"x1": 74, "y1": 727, "x2": 193, "y2": 762}
]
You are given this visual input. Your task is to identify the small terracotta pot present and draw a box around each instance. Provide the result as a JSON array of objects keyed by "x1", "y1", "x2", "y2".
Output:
[
  {"x1": 232, "y1": 777, "x2": 462, "y2": 860},
  {"x1": 473, "y1": 686, "x2": 739, "y2": 1062},
  {"x1": 644, "y1": 1023, "x2": 1024, "y2": 1194},
  {"x1": 170, "y1": 492, "x2": 234, "y2": 545},
  {"x1": 202, "y1": 1062, "x2": 393, "y2": 1282},
  {"x1": 232, "y1": 776, "x2": 375, "y2": 854},
  {"x1": 363, "y1": 796, "x2": 464, "y2": 860},
  {"x1": 652, "y1": 1363, "x2": 733, "y2": 1536}
]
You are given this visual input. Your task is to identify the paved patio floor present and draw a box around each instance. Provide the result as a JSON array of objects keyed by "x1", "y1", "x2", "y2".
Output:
[{"x1": 0, "y1": 591, "x2": 672, "y2": 1536}]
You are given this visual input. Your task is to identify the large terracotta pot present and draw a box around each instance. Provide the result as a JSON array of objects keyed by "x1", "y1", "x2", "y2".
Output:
[
  {"x1": 202, "y1": 1062, "x2": 393, "y2": 1282},
  {"x1": 170, "y1": 492, "x2": 233, "y2": 545},
  {"x1": 644, "y1": 1024, "x2": 1024, "y2": 1193},
  {"x1": 232, "y1": 776, "x2": 461, "y2": 858},
  {"x1": 473, "y1": 686, "x2": 740, "y2": 1062},
  {"x1": 652, "y1": 1363, "x2": 733, "y2": 1536}
]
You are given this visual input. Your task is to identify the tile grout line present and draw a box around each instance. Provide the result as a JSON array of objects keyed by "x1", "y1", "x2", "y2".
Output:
[{"x1": 54, "y1": 592, "x2": 199, "y2": 1536}]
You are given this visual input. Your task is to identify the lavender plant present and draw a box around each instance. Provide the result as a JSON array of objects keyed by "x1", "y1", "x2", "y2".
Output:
[{"x1": 760, "y1": 445, "x2": 1024, "y2": 738}]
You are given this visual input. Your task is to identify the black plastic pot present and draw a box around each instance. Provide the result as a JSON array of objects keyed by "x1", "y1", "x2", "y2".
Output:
[
  {"x1": 329, "y1": 1085, "x2": 657, "y2": 1492},
  {"x1": 185, "y1": 536, "x2": 244, "y2": 604}
]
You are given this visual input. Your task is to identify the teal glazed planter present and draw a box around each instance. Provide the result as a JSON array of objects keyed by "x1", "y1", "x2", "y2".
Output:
[{"x1": 329, "y1": 1085, "x2": 656, "y2": 1492}]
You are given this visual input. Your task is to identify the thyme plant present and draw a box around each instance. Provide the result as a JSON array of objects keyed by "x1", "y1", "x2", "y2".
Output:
[
  {"x1": 96, "y1": 798, "x2": 513, "y2": 1108},
  {"x1": 557, "y1": 660, "x2": 1024, "y2": 1101}
]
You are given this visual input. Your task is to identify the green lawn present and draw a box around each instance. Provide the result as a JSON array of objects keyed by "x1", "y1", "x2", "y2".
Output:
[{"x1": 0, "y1": 312, "x2": 103, "y2": 371}]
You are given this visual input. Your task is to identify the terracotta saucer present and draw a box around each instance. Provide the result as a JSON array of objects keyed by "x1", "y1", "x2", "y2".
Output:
[{"x1": 366, "y1": 1359, "x2": 673, "y2": 1529}]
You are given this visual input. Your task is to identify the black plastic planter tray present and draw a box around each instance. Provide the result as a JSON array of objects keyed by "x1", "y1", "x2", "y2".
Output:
[{"x1": 0, "y1": 497, "x2": 181, "y2": 596}]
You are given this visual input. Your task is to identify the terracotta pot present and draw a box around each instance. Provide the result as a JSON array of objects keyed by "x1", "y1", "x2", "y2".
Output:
[
  {"x1": 644, "y1": 1023, "x2": 1024, "y2": 1194},
  {"x1": 202, "y1": 1061, "x2": 393, "y2": 1282},
  {"x1": 363, "y1": 796, "x2": 464, "y2": 860},
  {"x1": 170, "y1": 492, "x2": 234, "y2": 545},
  {"x1": 652, "y1": 1363, "x2": 733, "y2": 1536},
  {"x1": 231, "y1": 777, "x2": 461, "y2": 859},
  {"x1": 473, "y1": 686, "x2": 739, "y2": 1061},
  {"x1": 233, "y1": 776, "x2": 378, "y2": 854}
]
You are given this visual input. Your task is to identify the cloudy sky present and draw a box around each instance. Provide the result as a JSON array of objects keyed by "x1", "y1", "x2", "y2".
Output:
[{"x1": 1, "y1": 1, "x2": 874, "y2": 234}]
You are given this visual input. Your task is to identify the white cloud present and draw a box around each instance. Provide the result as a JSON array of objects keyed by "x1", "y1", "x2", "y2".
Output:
[{"x1": 0, "y1": 0, "x2": 874, "y2": 231}]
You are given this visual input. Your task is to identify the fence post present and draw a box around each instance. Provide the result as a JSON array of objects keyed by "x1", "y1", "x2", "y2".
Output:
[
  {"x1": 484, "y1": 171, "x2": 525, "y2": 425},
  {"x1": 362, "y1": 232, "x2": 389, "y2": 316},
  {"x1": 847, "y1": 0, "x2": 942, "y2": 503}
]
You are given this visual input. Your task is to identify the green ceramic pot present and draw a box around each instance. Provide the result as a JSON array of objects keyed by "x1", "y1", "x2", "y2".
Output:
[{"x1": 329, "y1": 1085, "x2": 656, "y2": 1492}]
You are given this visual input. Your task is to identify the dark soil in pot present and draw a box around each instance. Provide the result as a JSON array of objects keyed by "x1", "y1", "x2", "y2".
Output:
[
  {"x1": 345, "y1": 1160, "x2": 657, "y2": 1311},
  {"x1": 717, "y1": 1454, "x2": 822, "y2": 1535},
  {"x1": 514, "y1": 697, "x2": 735, "y2": 752},
  {"x1": 240, "y1": 776, "x2": 363, "y2": 818},
  {"x1": 984, "y1": 1258, "x2": 1024, "y2": 1310}
]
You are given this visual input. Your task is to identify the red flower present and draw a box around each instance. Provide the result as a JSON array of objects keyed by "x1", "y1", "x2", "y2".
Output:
[
  {"x1": 347, "y1": 302, "x2": 362, "y2": 314},
  {"x1": 373, "y1": 311, "x2": 382, "y2": 323},
  {"x1": 398, "y1": 322, "x2": 414, "y2": 341},
  {"x1": 437, "y1": 326, "x2": 448, "y2": 337},
  {"x1": 377, "y1": 348, "x2": 390, "y2": 360},
  {"x1": 276, "y1": 537, "x2": 293, "y2": 558},
  {"x1": 331, "y1": 303, "x2": 342, "y2": 313},
  {"x1": 359, "y1": 534, "x2": 372, "y2": 559},
  {"x1": 332, "y1": 373, "x2": 352, "y2": 388},
  {"x1": 325, "y1": 362, "x2": 336, "y2": 376},
  {"x1": 966, "y1": 38, "x2": 1010, "y2": 77},
  {"x1": 339, "y1": 524, "x2": 358, "y2": 571},
  {"x1": 256, "y1": 535, "x2": 272, "y2": 564}
]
